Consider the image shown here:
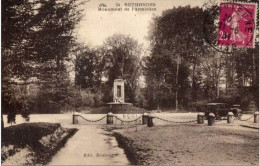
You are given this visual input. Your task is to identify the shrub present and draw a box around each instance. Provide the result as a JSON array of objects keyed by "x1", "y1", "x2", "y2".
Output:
[
  {"x1": 81, "y1": 90, "x2": 95, "y2": 107},
  {"x1": 93, "y1": 92, "x2": 104, "y2": 107}
]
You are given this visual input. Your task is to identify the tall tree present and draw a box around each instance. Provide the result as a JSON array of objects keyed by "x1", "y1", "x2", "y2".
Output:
[
  {"x1": 2, "y1": 0, "x2": 83, "y2": 121},
  {"x1": 101, "y1": 34, "x2": 143, "y2": 103},
  {"x1": 201, "y1": 51, "x2": 225, "y2": 99},
  {"x1": 146, "y1": 6, "x2": 206, "y2": 109},
  {"x1": 33, "y1": 0, "x2": 82, "y2": 113},
  {"x1": 75, "y1": 46, "x2": 103, "y2": 91},
  {"x1": 2, "y1": 0, "x2": 36, "y2": 125},
  {"x1": 143, "y1": 52, "x2": 175, "y2": 110}
]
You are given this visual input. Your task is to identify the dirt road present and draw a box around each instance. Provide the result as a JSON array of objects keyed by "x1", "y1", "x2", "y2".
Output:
[
  {"x1": 48, "y1": 125, "x2": 130, "y2": 165},
  {"x1": 114, "y1": 123, "x2": 259, "y2": 165}
]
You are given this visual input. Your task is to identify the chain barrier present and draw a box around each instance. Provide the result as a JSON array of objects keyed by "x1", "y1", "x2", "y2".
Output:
[
  {"x1": 78, "y1": 115, "x2": 107, "y2": 122},
  {"x1": 76, "y1": 113, "x2": 254, "y2": 125},
  {"x1": 234, "y1": 116, "x2": 240, "y2": 121},
  {"x1": 237, "y1": 114, "x2": 254, "y2": 121},
  {"x1": 113, "y1": 115, "x2": 142, "y2": 123},
  {"x1": 114, "y1": 115, "x2": 142, "y2": 126},
  {"x1": 154, "y1": 116, "x2": 197, "y2": 124},
  {"x1": 214, "y1": 118, "x2": 223, "y2": 123}
]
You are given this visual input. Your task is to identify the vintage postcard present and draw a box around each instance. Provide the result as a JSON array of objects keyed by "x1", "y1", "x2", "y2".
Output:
[{"x1": 1, "y1": 0, "x2": 259, "y2": 165}]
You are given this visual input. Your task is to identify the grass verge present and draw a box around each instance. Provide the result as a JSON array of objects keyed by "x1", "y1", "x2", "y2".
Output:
[{"x1": 2, "y1": 122, "x2": 77, "y2": 165}]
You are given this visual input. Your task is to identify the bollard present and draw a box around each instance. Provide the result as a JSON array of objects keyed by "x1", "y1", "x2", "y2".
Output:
[
  {"x1": 208, "y1": 113, "x2": 215, "y2": 126},
  {"x1": 147, "y1": 115, "x2": 154, "y2": 127},
  {"x1": 227, "y1": 112, "x2": 234, "y2": 124},
  {"x1": 238, "y1": 113, "x2": 242, "y2": 120},
  {"x1": 107, "y1": 112, "x2": 114, "y2": 124},
  {"x1": 254, "y1": 112, "x2": 259, "y2": 123},
  {"x1": 142, "y1": 113, "x2": 148, "y2": 125},
  {"x1": 73, "y1": 114, "x2": 79, "y2": 124},
  {"x1": 197, "y1": 112, "x2": 205, "y2": 124}
]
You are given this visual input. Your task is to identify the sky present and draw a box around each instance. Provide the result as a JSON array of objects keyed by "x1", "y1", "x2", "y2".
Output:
[
  {"x1": 76, "y1": 0, "x2": 207, "y2": 50},
  {"x1": 73, "y1": 0, "x2": 208, "y2": 86}
]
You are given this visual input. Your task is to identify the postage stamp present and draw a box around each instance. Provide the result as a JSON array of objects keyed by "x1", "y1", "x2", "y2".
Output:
[{"x1": 218, "y1": 2, "x2": 257, "y2": 48}]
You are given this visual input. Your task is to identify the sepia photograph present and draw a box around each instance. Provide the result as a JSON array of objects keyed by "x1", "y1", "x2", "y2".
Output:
[{"x1": 1, "y1": 0, "x2": 259, "y2": 165}]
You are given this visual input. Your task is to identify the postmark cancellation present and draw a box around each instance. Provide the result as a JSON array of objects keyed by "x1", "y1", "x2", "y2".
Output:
[{"x1": 217, "y1": 1, "x2": 257, "y2": 48}]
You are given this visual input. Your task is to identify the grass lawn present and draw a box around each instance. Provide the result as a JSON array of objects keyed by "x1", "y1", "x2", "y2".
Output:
[
  {"x1": 2, "y1": 122, "x2": 77, "y2": 165},
  {"x1": 2, "y1": 123, "x2": 60, "y2": 149}
]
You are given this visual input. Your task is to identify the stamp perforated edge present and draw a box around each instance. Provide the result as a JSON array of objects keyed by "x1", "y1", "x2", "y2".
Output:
[{"x1": 219, "y1": 0, "x2": 258, "y2": 48}]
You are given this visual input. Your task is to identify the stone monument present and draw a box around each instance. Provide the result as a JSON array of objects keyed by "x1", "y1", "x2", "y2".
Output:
[
  {"x1": 113, "y1": 79, "x2": 125, "y2": 103},
  {"x1": 107, "y1": 79, "x2": 132, "y2": 112}
]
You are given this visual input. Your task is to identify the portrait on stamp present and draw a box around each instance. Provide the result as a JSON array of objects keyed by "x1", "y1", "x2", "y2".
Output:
[{"x1": 218, "y1": 2, "x2": 256, "y2": 48}]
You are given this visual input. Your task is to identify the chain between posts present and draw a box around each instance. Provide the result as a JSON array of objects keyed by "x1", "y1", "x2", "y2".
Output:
[
  {"x1": 113, "y1": 115, "x2": 142, "y2": 123},
  {"x1": 78, "y1": 115, "x2": 107, "y2": 122},
  {"x1": 214, "y1": 118, "x2": 223, "y2": 123},
  {"x1": 236, "y1": 114, "x2": 254, "y2": 121},
  {"x1": 154, "y1": 116, "x2": 197, "y2": 124},
  {"x1": 76, "y1": 113, "x2": 254, "y2": 124}
]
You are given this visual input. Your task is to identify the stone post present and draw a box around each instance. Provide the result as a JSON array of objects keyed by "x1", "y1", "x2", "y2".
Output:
[
  {"x1": 227, "y1": 112, "x2": 234, "y2": 124},
  {"x1": 107, "y1": 112, "x2": 114, "y2": 124},
  {"x1": 147, "y1": 115, "x2": 154, "y2": 127},
  {"x1": 254, "y1": 112, "x2": 259, "y2": 123},
  {"x1": 73, "y1": 114, "x2": 79, "y2": 124},
  {"x1": 238, "y1": 112, "x2": 242, "y2": 120},
  {"x1": 142, "y1": 113, "x2": 148, "y2": 125},
  {"x1": 197, "y1": 112, "x2": 205, "y2": 124},
  {"x1": 208, "y1": 113, "x2": 215, "y2": 126}
]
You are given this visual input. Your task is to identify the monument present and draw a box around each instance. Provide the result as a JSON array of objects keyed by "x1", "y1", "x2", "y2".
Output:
[
  {"x1": 107, "y1": 79, "x2": 132, "y2": 112},
  {"x1": 113, "y1": 79, "x2": 125, "y2": 103}
]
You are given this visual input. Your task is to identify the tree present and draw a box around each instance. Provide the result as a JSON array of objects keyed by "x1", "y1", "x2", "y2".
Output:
[
  {"x1": 233, "y1": 46, "x2": 259, "y2": 107},
  {"x1": 101, "y1": 34, "x2": 143, "y2": 103},
  {"x1": 2, "y1": 0, "x2": 83, "y2": 124},
  {"x1": 143, "y1": 53, "x2": 175, "y2": 110},
  {"x1": 2, "y1": 0, "x2": 36, "y2": 126},
  {"x1": 33, "y1": 0, "x2": 82, "y2": 113},
  {"x1": 146, "y1": 6, "x2": 207, "y2": 109},
  {"x1": 75, "y1": 46, "x2": 103, "y2": 91},
  {"x1": 144, "y1": 1, "x2": 259, "y2": 111},
  {"x1": 201, "y1": 51, "x2": 225, "y2": 99},
  {"x1": 203, "y1": 0, "x2": 259, "y2": 106}
]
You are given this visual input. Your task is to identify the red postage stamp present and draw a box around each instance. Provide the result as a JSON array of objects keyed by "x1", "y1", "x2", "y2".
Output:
[{"x1": 218, "y1": 2, "x2": 257, "y2": 48}]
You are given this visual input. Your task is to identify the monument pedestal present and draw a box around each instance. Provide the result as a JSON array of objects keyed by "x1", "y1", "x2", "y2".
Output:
[
  {"x1": 107, "y1": 79, "x2": 133, "y2": 113},
  {"x1": 107, "y1": 102, "x2": 133, "y2": 113}
]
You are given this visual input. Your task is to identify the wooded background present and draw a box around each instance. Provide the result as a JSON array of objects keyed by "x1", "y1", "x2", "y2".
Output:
[{"x1": 2, "y1": 0, "x2": 259, "y2": 123}]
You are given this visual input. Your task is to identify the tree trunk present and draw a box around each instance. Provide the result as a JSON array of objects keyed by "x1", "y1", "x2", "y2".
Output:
[
  {"x1": 226, "y1": 70, "x2": 228, "y2": 95},
  {"x1": 2, "y1": 114, "x2": 4, "y2": 135},
  {"x1": 216, "y1": 80, "x2": 220, "y2": 99},
  {"x1": 175, "y1": 55, "x2": 179, "y2": 111},
  {"x1": 121, "y1": 53, "x2": 125, "y2": 78},
  {"x1": 216, "y1": 69, "x2": 221, "y2": 99},
  {"x1": 252, "y1": 52, "x2": 257, "y2": 86},
  {"x1": 191, "y1": 64, "x2": 197, "y2": 101}
]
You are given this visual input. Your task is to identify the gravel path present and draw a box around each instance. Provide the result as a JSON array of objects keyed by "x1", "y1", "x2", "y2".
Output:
[{"x1": 48, "y1": 125, "x2": 130, "y2": 165}]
